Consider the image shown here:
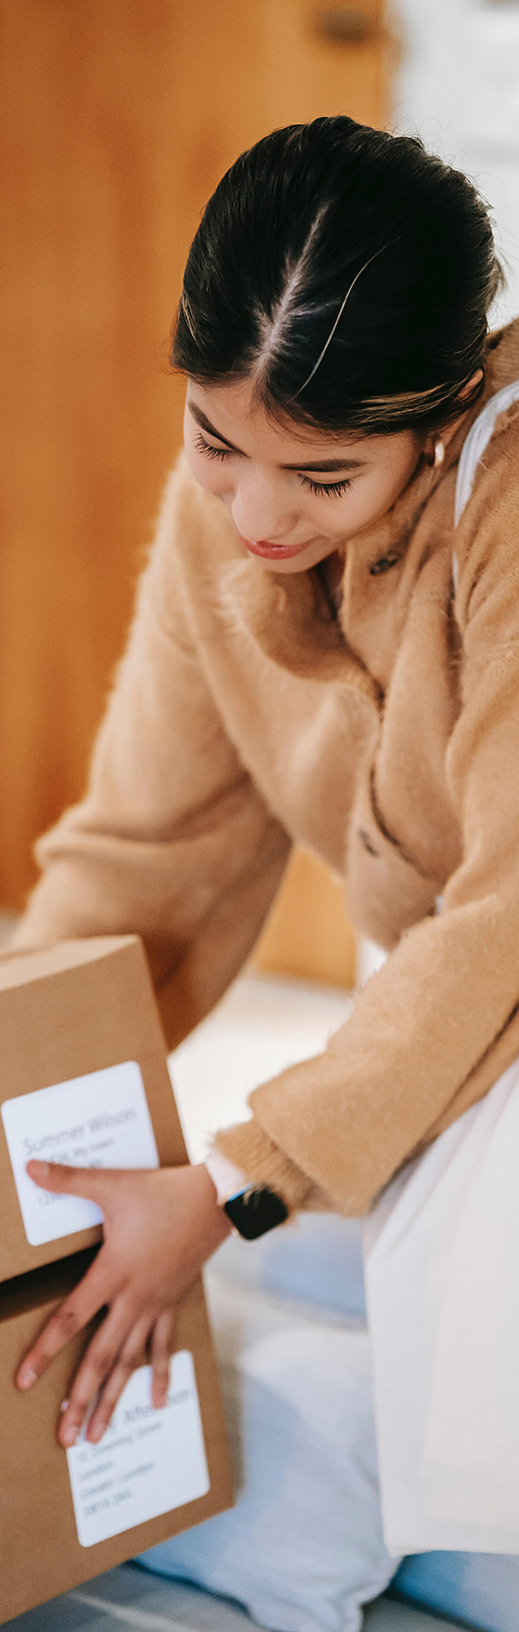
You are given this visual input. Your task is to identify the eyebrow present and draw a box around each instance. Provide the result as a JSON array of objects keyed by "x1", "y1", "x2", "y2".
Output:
[{"x1": 188, "y1": 402, "x2": 368, "y2": 473}]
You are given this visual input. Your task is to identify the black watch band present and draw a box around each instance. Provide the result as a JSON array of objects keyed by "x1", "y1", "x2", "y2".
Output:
[{"x1": 223, "y1": 1185, "x2": 288, "y2": 1240}]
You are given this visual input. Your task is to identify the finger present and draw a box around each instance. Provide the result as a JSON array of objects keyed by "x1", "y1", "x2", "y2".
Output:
[
  {"x1": 86, "y1": 1315, "x2": 152, "y2": 1444},
  {"x1": 26, "y1": 1159, "x2": 123, "y2": 1203},
  {"x1": 17, "y1": 1249, "x2": 115, "y2": 1390},
  {"x1": 151, "y1": 1308, "x2": 176, "y2": 1409},
  {"x1": 58, "y1": 1298, "x2": 139, "y2": 1447}
]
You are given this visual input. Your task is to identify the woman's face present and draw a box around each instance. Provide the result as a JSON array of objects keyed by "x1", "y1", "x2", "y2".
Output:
[{"x1": 183, "y1": 377, "x2": 426, "y2": 574}]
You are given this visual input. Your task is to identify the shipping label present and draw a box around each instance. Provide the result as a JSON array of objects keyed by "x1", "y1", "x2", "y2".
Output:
[
  {"x1": 1, "y1": 1060, "x2": 159, "y2": 1245},
  {"x1": 67, "y1": 1350, "x2": 210, "y2": 1546}
]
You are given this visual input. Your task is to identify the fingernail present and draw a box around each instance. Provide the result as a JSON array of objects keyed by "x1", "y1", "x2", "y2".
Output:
[
  {"x1": 60, "y1": 1399, "x2": 69, "y2": 1413},
  {"x1": 18, "y1": 1367, "x2": 37, "y2": 1390},
  {"x1": 61, "y1": 1423, "x2": 78, "y2": 1447}
]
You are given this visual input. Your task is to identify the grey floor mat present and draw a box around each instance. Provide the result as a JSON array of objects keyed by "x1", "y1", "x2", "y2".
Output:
[
  {"x1": 366, "y1": 1600, "x2": 469, "y2": 1632},
  {"x1": 4, "y1": 1565, "x2": 471, "y2": 1632},
  {"x1": 4, "y1": 1566, "x2": 251, "y2": 1631}
]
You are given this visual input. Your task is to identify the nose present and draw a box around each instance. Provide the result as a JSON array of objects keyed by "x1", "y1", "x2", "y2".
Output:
[{"x1": 231, "y1": 469, "x2": 299, "y2": 544}]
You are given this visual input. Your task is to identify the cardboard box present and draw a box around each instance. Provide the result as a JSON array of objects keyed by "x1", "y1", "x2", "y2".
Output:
[
  {"x1": 0, "y1": 936, "x2": 188, "y2": 1282},
  {"x1": 0, "y1": 1249, "x2": 233, "y2": 1624}
]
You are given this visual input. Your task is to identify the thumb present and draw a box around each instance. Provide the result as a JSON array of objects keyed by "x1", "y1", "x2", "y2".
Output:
[{"x1": 26, "y1": 1158, "x2": 113, "y2": 1202}]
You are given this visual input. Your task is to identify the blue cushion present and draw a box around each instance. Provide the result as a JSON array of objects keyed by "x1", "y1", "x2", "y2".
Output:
[{"x1": 394, "y1": 1552, "x2": 519, "y2": 1632}]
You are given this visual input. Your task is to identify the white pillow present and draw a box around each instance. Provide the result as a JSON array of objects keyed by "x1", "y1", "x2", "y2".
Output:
[{"x1": 137, "y1": 1266, "x2": 398, "y2": 1632}]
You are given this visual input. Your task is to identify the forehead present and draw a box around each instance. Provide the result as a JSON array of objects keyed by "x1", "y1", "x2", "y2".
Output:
[{"x1": 186, "y1": 377, "x2": 371, "y2": 463}]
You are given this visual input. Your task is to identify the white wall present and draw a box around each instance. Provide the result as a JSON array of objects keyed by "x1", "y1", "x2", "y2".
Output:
[{"x1": 391, "y1": 0, "x2": 519, "y2": 322}]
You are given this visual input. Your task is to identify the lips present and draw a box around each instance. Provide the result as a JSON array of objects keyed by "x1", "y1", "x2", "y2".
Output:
[{"x1": 240, "y1": 537, "x2": 310, "y2": 560}]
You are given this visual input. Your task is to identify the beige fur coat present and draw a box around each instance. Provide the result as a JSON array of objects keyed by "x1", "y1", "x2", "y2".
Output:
[{"x1": 15, "y1": 321, "x2": 519, "y2": 1215}]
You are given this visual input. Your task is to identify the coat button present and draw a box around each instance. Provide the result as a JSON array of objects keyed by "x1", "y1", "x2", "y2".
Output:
[{"x1": 369, "y1": 552, "x2": 400, "y2": 576}]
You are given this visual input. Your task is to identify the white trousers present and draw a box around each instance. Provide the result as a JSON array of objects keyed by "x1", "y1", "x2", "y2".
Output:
[{"x1": 364, "y1": 1054, "x2": 519, "y2": 1556}]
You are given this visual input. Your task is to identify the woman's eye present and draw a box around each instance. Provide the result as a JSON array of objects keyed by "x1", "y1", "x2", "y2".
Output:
[
  {"x1": 193, "y1": 431, "x2": 353, "y2": 496},
  {"x1": 300, "y1": 475, "x2": 353, "y2": 498},
  {"x1": 194, "y1": 431, "x2": 231, "y2": 461}
]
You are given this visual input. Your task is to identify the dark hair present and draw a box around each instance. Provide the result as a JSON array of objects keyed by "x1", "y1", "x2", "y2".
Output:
[{"x1": 172, "y1": 117, "x2": 503, "y2": 437}]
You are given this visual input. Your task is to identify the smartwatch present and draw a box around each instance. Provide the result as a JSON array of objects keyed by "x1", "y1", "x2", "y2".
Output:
[{"x1": 223, "y1": 1185, "x2": 288, "y2": 1240}]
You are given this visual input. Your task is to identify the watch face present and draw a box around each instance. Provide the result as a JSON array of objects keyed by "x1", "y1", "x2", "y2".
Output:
[{"x1": 224, "y1": 1186, "x2": 288, "y2": 1240}]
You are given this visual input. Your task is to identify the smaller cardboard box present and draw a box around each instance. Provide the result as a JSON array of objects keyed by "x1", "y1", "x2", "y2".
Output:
[
  {"x1": 0, "y1": 935, "x2": 187, "y2": 1282},
  {"x1": 0, "y1": 1250, "x2": 232, "y2": 1624}
]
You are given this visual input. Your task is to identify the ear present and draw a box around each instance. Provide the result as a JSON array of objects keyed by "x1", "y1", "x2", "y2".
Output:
[
  {"x1": 423, "y1": 434, "x2": 438, "y2": 467},
  {"x1": 425, "y1": 369, "x2": 485, "y2": 464}
]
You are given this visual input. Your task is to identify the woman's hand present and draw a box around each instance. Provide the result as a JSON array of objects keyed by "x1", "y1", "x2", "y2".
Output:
[{"x1": 16, "y1": 1160, "x2": 231, "y2": 1448}]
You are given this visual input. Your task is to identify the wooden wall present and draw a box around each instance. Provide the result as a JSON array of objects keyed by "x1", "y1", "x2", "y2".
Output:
[{"x1": 0, "y1": 0, "x2": 388, "y2": 983}]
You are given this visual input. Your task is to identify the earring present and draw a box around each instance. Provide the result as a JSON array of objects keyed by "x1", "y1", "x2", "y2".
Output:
[{"x1": 434, "y1": 438, "x2": 445, "y2": 468}]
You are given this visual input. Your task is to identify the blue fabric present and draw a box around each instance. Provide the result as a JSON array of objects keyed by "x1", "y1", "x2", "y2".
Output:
[
  {"x1": 138, "y1": 1270, "x2": 397, "y2": 1632},
  {"x1": 216, "y1": 1216, "x2": 519, "y2": 1632},
  {"x1": 210, "y1": 1211, "x2": 367, "y2": 1320},
  {"x1": 394, "y1": 1552, "x2": 519, "y2": 1632}
]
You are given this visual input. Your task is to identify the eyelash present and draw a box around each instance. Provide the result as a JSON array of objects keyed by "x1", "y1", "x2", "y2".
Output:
[
  {"x1": 300, "y1": 475, "x2": 353, "y2": 498},
  {"x1": 193, "y1": 431, "x2": 354, "y2": 498}
]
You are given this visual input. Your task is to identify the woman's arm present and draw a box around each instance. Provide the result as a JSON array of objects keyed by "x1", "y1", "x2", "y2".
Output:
[
  {"x1": 11, "y1": 465, "x2": 300, "y2": 1435},
  {"x1": 215, "y1": 417, "x2": 519, "y2": 1213},
  {"x1": 14, "y1": 464, "x2": 291, "y2": 1045}
]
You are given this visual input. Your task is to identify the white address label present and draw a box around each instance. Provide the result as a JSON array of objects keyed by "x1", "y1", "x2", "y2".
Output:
[
  {"x1": 67, "y1": 1351, "x2": 210, "y2": 1547},
  {"x1": 1, "y1": 1061, "x2": 159, "y2": 1245}
]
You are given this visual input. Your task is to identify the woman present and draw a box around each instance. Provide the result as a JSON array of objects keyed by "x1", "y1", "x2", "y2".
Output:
[{"x1": 14, "y1": 117, "x2": 519, "y2": 1473}]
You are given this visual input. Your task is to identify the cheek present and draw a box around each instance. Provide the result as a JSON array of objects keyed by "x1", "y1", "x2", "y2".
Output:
[
  {"x1": 387, "y1": 442, "x2": 423, "y2": 500},
  {"x1": 183, "y1": 445, "x2": 227, "y2": 495},
  {"x1": 334, "y1": 459, "x2": 414, "y2": 533},
  {"x1": 370, "y1": 451, "x2": 418, "y2": 511}
]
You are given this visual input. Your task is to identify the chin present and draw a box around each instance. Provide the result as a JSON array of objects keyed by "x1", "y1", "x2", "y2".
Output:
[{"x1": 256, "y1": 556, "x2": 305, "y2": 575}]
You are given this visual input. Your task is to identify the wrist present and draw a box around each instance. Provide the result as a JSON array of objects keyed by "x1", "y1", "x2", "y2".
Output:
[{"x1": 194, "y1": 1162, "x2": 233, "y2": 1244}]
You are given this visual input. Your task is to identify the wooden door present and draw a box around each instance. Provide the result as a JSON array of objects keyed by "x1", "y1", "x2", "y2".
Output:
[{"x1": 0, "y1": 0, "x2": 388, "y2": 982}]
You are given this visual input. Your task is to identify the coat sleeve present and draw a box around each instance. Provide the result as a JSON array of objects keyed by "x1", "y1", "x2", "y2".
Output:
[
  {"x1": 216, "y1": 421, "x2": 519, "y2": 1214},
  {"x1": 14, "y1": 467, "x2": 291, "y2": 1049}
]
